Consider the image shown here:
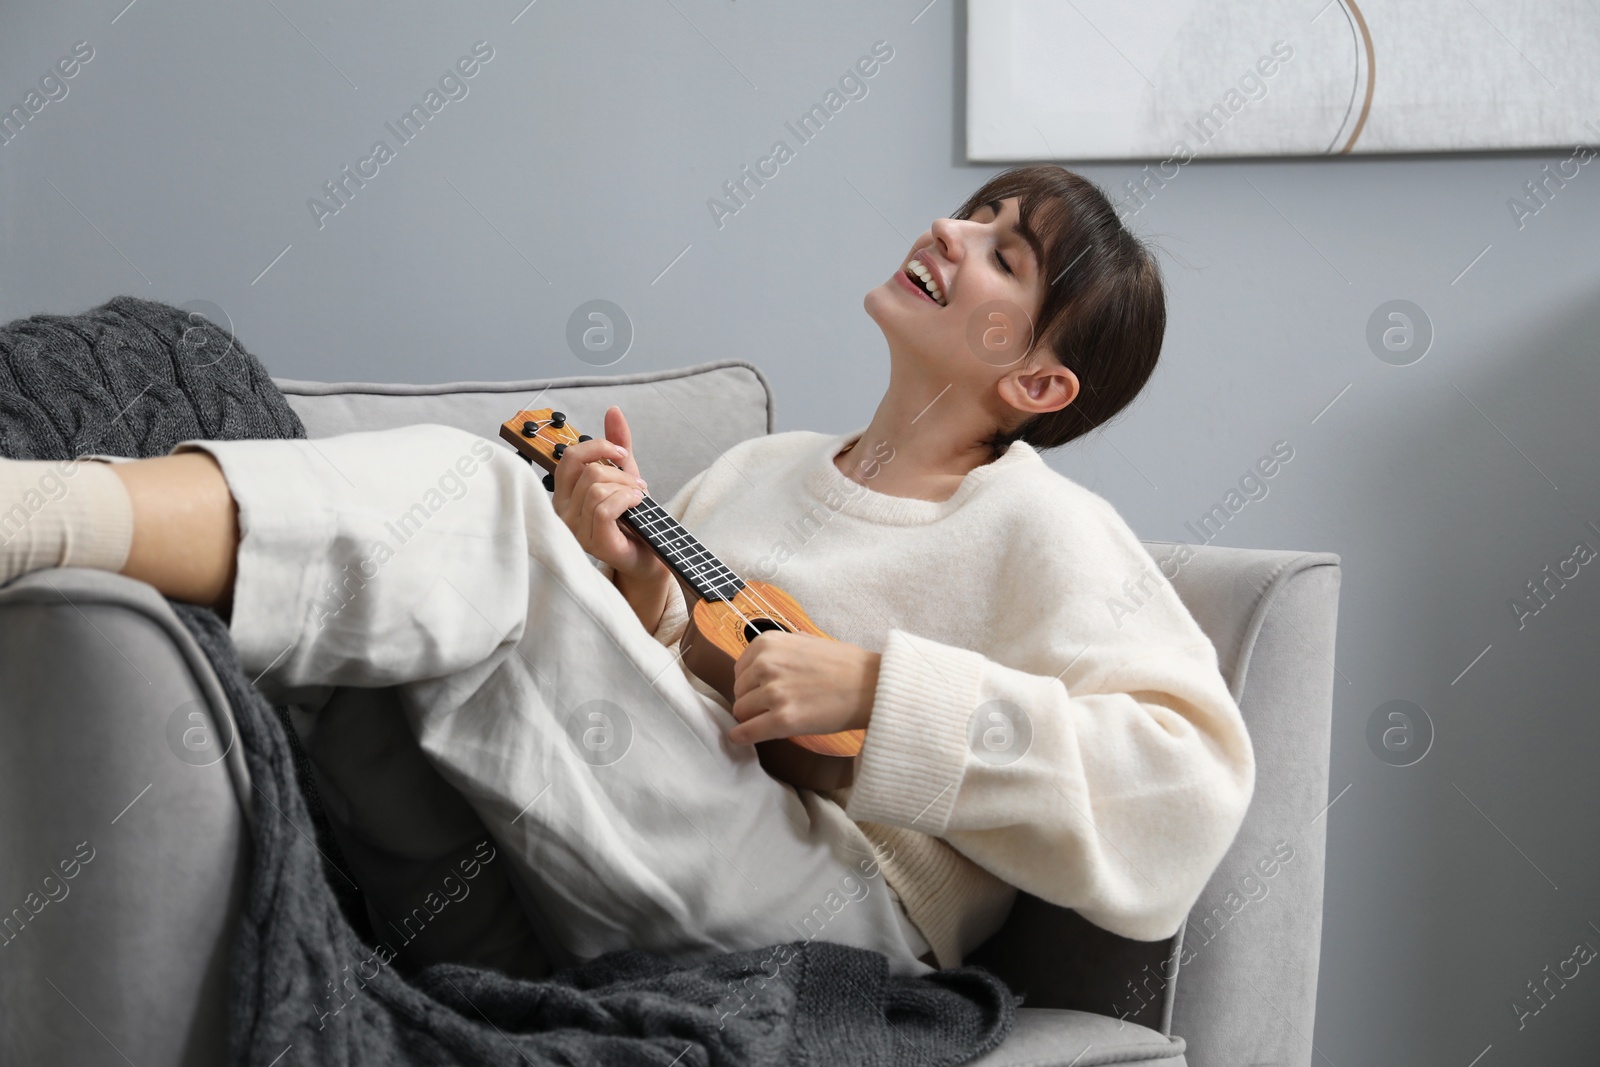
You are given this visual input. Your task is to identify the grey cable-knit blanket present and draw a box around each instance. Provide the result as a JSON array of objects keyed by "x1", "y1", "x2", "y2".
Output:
[{"x1": 0, "y1": 296, "x2": 1020, "y2": 1066}]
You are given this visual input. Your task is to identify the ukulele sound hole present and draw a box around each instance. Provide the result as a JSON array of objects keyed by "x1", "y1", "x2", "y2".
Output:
[{"x1": 742, "y1": 617, "x2": 790, "y2": 644}]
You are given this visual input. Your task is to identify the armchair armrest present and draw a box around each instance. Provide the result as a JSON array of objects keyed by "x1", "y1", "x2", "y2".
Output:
[
  {"x1": 0, "y1": 568, "x2": 250, "y2": 1067},
  {"x1": 1169, "y1": 553, "x2": 1341, "y2": 1066}
]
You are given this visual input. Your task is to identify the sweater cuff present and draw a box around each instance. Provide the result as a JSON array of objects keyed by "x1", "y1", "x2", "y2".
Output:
[
  {"x1": 59, "y1": 459, "x2": 135, "y2": 573},
  {"x1": 652, "y1": 578, "x2": 690, "y2": 649},
  {"x1": 845, "y1": 629, "x2": 986, "y2": 834},
  {"x1": 594, "y1": 560, "x2": 690, "y2": 649}
]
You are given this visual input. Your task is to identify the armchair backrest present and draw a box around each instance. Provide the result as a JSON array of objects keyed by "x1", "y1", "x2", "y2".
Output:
[{"x1": 276, "y1": 361, "x2": 774, "y2": 505}]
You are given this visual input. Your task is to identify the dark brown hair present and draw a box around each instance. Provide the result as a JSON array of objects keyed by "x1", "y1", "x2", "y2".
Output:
[{"x1": 951, "y1": 165, "x2": 1165, "y2": 456}]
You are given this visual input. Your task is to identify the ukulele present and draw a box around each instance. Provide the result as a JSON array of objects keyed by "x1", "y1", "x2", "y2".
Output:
[{"x1": 498, "y1": 408, "x2": 866, "y2": 792}]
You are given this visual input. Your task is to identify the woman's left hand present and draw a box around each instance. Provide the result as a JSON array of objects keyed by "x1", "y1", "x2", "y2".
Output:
[{"x1": 728, "y1": 632, "x2": 880, "y2": 745}]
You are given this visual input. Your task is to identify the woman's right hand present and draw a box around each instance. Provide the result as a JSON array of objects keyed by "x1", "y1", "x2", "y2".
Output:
[{"x1": 551, "y1": 405, "x2": 669, "y2": 586}]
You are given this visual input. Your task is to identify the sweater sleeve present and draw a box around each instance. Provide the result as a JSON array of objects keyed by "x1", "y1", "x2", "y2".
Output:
[{"x1": 841, "y1": 506, "x2": 1256, "y2": 943}]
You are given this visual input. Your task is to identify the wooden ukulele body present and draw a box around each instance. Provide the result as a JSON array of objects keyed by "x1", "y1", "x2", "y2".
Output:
[{"x1": 677, "y1": 580, "x2": 866, "y2": 793}]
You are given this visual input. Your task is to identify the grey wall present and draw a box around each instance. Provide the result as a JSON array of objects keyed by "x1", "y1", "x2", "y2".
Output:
[{"x1": 4, "y1": 1, "x2": 1598, "y2": 1063}]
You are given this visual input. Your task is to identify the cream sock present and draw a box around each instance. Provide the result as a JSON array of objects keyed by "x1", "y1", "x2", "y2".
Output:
[{"x1": 0, "y1": 455, "x2": 134, "y2": 586}]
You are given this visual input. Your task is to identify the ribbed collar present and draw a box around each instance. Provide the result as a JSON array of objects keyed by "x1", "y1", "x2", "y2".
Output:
[{"x1": 798, "y1": 428, "x2": 1043, "y2": 527}]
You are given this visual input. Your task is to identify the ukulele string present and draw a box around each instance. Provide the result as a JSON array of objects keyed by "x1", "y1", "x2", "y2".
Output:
[{"x1": 524, "y1": 418, "x2": 802, "y2": 636}]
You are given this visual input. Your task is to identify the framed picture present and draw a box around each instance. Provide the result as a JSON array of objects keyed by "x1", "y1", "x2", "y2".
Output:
[{"x1": 966, "y1": 0, "x2": 1600, "y2": 160}]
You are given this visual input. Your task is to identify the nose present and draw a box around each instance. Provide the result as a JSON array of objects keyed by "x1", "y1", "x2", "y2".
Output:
[{"x1": 928, "y1": 217, "x2": 964, "y2": 265}]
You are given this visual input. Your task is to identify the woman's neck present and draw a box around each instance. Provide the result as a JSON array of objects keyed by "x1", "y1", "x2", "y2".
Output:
[{"x1": 834, "y1": 381, "x2": 1004, "y2": 502}]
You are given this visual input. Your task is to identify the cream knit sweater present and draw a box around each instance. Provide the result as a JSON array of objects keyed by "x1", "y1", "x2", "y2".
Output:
[{"x1": 634, "y1": 429, "x2": 1256, "y2": 969}]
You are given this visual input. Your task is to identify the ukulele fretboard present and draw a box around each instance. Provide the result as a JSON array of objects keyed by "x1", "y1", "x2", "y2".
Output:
[{"x1": 624, "y1": 495, "x2": 745, "y2": 601}]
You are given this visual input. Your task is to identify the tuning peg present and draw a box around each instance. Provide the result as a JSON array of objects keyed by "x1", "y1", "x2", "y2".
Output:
[
  {"x1": 549, "y1": 411, "x2": 566, "y2": 428},
  {"x1": 542, "y1": 472, "x2": 555, "y2": 492},
  {"x1": 577, "y1": 434, "x2": 592, "y2": 443},
  {"x1": 521, "y1": 420, "x2": 538, "y2": 437},
  {"x1": 552, "y1": 443, "x2": 567, "y2": 460}
]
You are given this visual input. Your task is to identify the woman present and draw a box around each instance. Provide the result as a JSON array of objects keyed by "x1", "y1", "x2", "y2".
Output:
[{"x1": 0, "y1": 165, "x2": 1254, "y2": 980}]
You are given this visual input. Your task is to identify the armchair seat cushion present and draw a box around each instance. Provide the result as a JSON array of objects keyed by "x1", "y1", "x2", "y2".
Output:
[{"x1": 969, "y1": 1009, "x2": 1186, "y2": 1066}]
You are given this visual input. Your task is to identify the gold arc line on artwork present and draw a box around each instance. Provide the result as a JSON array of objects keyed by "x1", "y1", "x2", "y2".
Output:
[{"x1": 1339, "y1": 0, "x2": 1377, "y2": 153}]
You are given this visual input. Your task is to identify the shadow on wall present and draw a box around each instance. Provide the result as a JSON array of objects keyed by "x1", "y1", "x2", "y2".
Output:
[
  {"x1": 950, "y1": 1, "x2": 968, "y2": 169},
  {"x1": 1338, "y1": 288, "x2": 1600, "y2": 1060}
]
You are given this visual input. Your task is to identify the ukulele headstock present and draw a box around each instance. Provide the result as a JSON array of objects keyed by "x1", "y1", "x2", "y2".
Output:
[{"x1": 497, "y1": 408, "x2": 590, "y2": 474}]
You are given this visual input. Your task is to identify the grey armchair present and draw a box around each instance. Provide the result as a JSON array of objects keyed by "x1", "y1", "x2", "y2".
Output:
[{"x1": 0, "y1": 360, "x2": 1341, "y2": 1066}]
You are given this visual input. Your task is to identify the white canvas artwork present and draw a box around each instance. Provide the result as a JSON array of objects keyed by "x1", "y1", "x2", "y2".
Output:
[{"x1": 966, "y1": 0, "x2": 1600, "y2": 160}]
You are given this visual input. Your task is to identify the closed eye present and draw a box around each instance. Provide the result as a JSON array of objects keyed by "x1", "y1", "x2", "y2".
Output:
[{"x1": 994, "y1": 248, "x2": 1013, "y2": 275}]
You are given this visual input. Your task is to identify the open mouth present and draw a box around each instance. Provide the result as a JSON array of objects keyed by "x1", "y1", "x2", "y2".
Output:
[{"x1": 903, "y1": 256, "x2": 946, "y2": 306}]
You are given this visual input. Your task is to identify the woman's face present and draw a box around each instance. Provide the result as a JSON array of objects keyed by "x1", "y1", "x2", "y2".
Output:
[{"x1": 864, "y1": 196, "x2": 1048, "y2": 375}]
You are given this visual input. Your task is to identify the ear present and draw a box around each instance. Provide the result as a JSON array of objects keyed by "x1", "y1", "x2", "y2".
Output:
[{"x1": 997, "y1": 360, "x2": 1079, "y2": 417}]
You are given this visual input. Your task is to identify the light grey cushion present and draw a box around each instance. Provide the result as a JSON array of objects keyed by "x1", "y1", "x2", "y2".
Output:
[
  {"x1": 969, "y1": 1009, "x2": 1187, "y2": 1066},
  {"x1": 275, "y1": 359, "x2": 774, "y2": 505}
]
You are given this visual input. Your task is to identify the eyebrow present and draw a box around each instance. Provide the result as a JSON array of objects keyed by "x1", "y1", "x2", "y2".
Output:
[{"x1": 982, "y1": 199, "x2": 1041, "y2": 275}]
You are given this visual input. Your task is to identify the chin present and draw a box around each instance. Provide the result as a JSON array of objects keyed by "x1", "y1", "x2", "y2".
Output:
[
  {"x1": 863, "y1": 279, "x2": 893, "y2": 319},
  {"x1": 864, "y1": 275, "x2": 925, "y2": 329},
  {"x1": 870, "y1": 301, "x2": 921, "y2": 359},
  {"x1": 863, "y1": 277, "x2": 955, "y2": 375}
]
